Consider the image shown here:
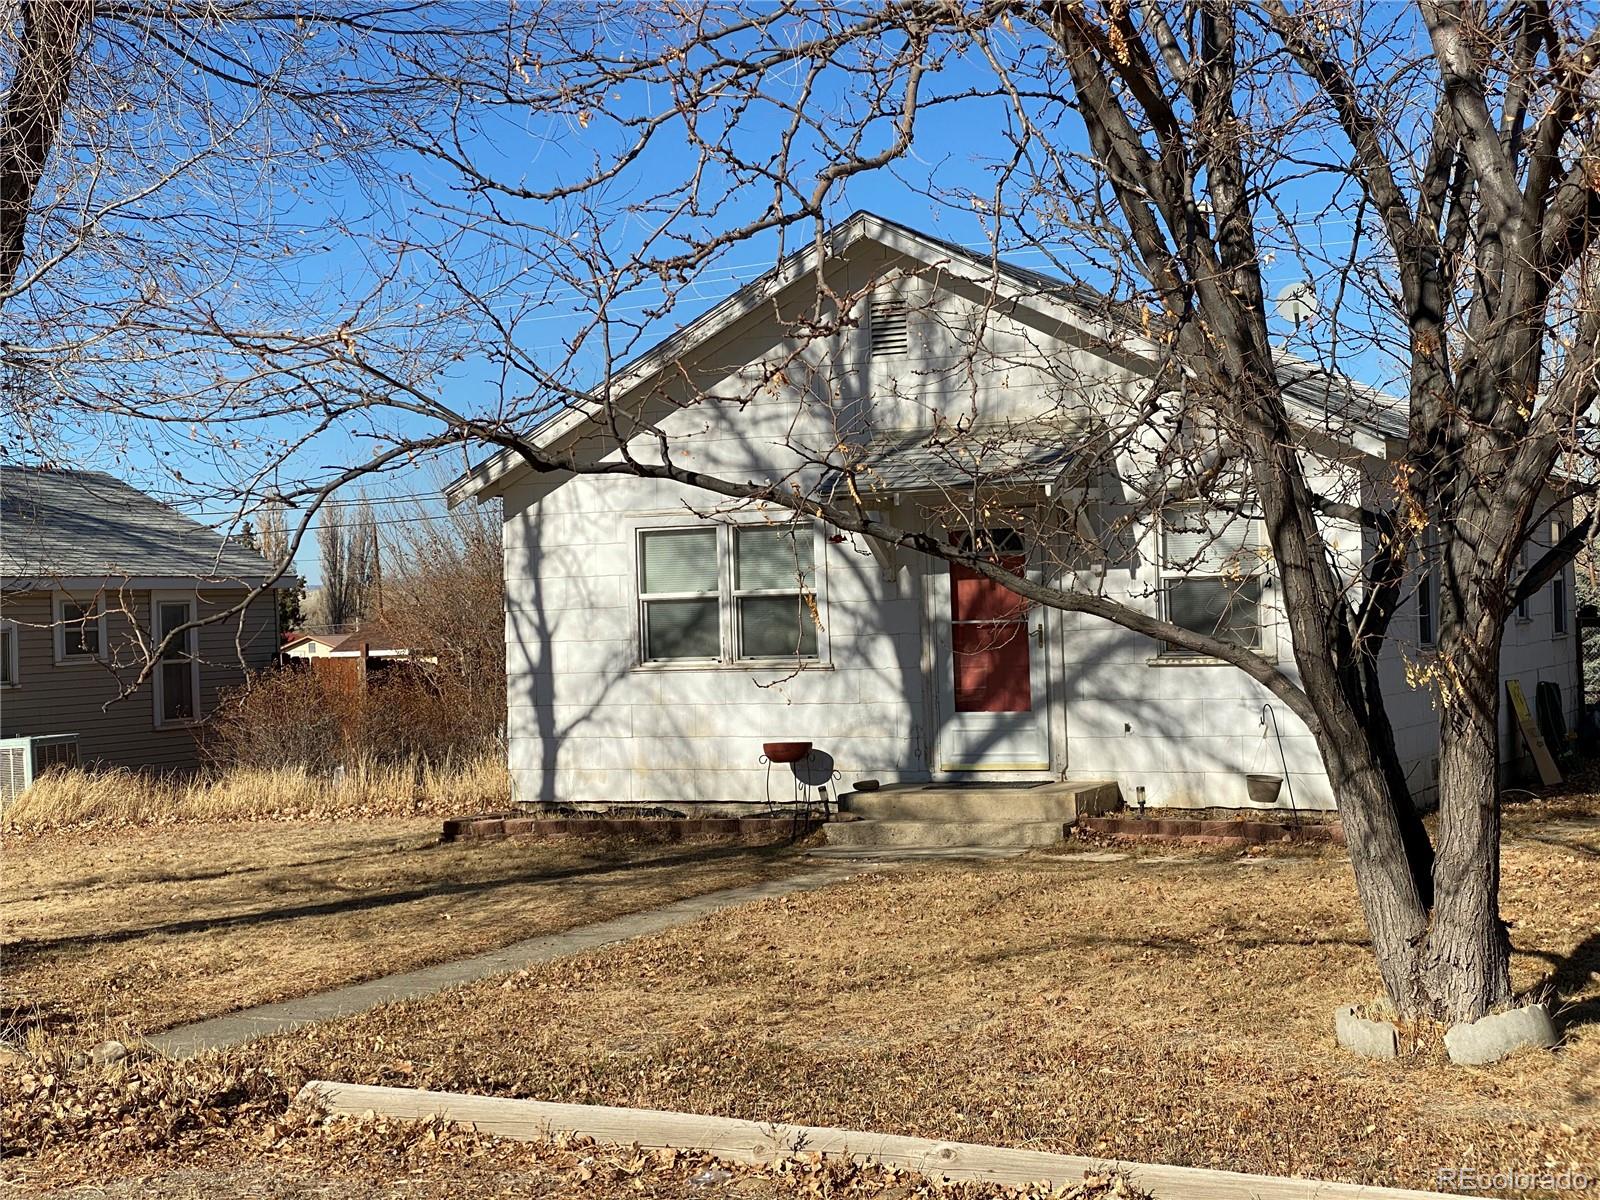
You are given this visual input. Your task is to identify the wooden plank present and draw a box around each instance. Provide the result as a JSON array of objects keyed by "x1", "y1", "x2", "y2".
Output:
[
  {"x1": 298, "y1": 1080, "x2": 1465, "y2": 1200},
  {"x1": 1507, "y1": 679, "x2": 1562, "y2": 785}
]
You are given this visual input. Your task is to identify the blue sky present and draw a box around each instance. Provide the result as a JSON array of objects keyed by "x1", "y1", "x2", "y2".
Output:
[{"x1": 38, "y1": 9, "x2": 1395, "y2": 585}]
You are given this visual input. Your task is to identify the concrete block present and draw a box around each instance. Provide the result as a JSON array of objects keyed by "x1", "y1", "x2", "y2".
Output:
[
  {"x1": 1334, "y1": 1005, "x2": 1400, "y2": 1060},
  {"x1": 1443, "y1": 1003, "x2": 1557, "y2": 1066}
]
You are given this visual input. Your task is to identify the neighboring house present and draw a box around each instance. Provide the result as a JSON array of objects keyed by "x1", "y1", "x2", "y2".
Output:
[
  {"x1": 1, "y1": 467, "x2": 285, "y2": 777},
  {"x1": 448, "y1": 212, "x2": 1579, "y2": 814},
  {"x1": 282, "y1": 621, "x2": 431, "y2": 690}
]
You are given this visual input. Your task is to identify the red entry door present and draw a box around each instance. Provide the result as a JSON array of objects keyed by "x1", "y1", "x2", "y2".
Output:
[{"x1": 949, "y1": 530, "x2": 1032, "y2": 713}]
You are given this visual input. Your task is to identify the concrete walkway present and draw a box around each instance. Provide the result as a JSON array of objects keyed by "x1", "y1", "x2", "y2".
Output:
[{"x1": 149, "y1": 862, "x2": 883, "y2": 1059}]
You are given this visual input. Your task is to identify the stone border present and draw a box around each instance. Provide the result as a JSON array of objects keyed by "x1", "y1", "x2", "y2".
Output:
[
  {"x1": 1077, "y1": 815, "x2": 1346, "y2": 847},
  {"x1": 441, "y1": 813, "x2": 824, "y2": 844}
]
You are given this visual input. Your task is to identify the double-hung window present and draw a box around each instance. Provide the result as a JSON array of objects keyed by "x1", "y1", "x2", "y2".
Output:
[
  {"x1": 154, "y1": 594, "x2": 201, "y2": 726},
  {"x1": 1515, "y1": 541, "x2": 1532, "y2": 622},
  {"x1": 1160, "y1": 505, "x2": 1266, "y2": 653},
  {"x1": 1418, "y1": 551, "x2": 1438, "y2": 647},
  {"x1": 53, "y1": 594, "x2": 105, "y2": 662},
  {"x1": 1551, "y1": 520, "x2": 1569, "y2": 636},
  {"x1": 637, "y1": 524, "x2": 819, "y2": 664}
]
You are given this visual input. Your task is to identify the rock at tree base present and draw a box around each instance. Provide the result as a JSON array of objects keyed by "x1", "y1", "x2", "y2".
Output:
[
  {"x1": 1443, "y1": 1003, "x2": 1557, "y2": 1066},
  {"x1": 1334, "y1": 1004, "x2": 1400, "y2": 1060},
  {"x1": 91, "y1": 1039, "x2": 128, "y2": 1065}
]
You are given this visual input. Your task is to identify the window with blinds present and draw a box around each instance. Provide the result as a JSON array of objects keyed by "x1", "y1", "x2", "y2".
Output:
[
  {"x1": 1160, "y1": 505, "x2": 1266, "y2": 652},
  {"x1": 637, "y1": 524, "x2": 820, "y2": 663},
  {"x1": 734, "y1": 526, "x2": 817, "y2": 659},
  {"x1": 869, "y1": 294, "x2": 909, "y2": 357},
  {"x1": 639, "y1": 528, "x2": 721, "y2": 661}
]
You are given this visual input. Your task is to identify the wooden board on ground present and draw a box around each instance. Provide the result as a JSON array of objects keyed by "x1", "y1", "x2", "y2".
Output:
[
  {"x1": 1507, "y1": 679, "x2": 1562, "y2": 785},
  {"x1": 298, "y1": 1080, "x2": 1468, "y2": 1200}
]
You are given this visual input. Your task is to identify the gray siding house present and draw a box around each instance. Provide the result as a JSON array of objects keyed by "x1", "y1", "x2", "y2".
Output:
[
  {"x1": 1, "y1": 468, "x2": 284, "y2": 775},
  {"x1": 450, "y1": 214, "x2": 1580, "y2": 817}
]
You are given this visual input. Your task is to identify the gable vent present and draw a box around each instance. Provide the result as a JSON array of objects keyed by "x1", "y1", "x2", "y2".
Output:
[{"x1": 869, "y1": 295, "x2": 909, "y2": 358}]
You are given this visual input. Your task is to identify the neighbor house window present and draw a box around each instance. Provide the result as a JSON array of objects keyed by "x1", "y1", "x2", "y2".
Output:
[
  {"x1": 637, "y1": 524, "x2": 820, "y2": 664},
  {"x1": 0, "y1": 621, "x2": 17, "y2": 687},
  {"x1": 52, "y1": 594, "x2": 105, "y2": 662},
  {"x1": 1418, "y1": 553, "x2": 1438, "y2": 647},
  {"x1": 1160, "y1": 505, "x2": 1265, "y2": 653},
  {"x1": 1552, "y1": 521, "x2": 1569, "y2": 636},
  {"x1": 153, "y1": 595, "x2": 201, "y2": 726},
  {"x1": 1515, "y1": 541, "x2": 1531, "y2": 622}
]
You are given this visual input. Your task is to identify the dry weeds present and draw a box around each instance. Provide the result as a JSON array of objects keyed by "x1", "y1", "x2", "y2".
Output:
[
  {"x1": 1, "y1": 818, "x2": 805, "y2": 1040},
  {"x1": 1, "y1": 753, "x2": 509, "y2": 832}
]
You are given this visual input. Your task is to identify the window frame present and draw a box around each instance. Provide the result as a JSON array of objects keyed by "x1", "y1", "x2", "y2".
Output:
[
  {"x1": 731, "y1": 524, "x2": 821, "y2": 661},
  {"x1": 52, "y1": 592, "x2": 107, "y2": 664},
  {"x1": 1514, "y1": 540, "x2": 1532, "y2": 623},
  {"x1": 1418, "y1": 550, "x2": 1438, "y2": 648},
  {"x1": 1157, "y1": 503, "x2": 1270, "y2": 659},
  {"x1": 632, "y1": 519, "x2": 827, "y2": 669},
  {"x1": 636, "y1": 527, "x2": 722, "y2": 665},
  {"x1": 0, "y1": 620, "x2": 18, "y2": 687},
  {"x1": 151, "y1": 591, "x2": 204, "y2": 729},
  {"x1": 1550, "y1": 520, "x2": 1570, "y2": 637}
]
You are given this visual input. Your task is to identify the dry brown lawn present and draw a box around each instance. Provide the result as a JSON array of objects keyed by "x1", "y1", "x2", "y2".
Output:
[
  {"x1": 221, "y1": 801, "x2": 1599, "y2": 1194},
  {"x1": 0, "y1": 819, "x2": 806, "y2": 1040},
  {"x1": 3, "y1": 798, "x2": 1597, "y2": 1198}
]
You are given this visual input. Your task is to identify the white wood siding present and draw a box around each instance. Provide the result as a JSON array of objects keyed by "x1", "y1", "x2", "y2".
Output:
[{"x1": 496, "y1": 242, "x2": 1578, "y2": 813}]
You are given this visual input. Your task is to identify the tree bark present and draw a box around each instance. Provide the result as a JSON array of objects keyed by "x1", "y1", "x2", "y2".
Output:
[
  {"x1": 0, "y1": 0, "x2": 93, "y2": 296},
  {"x1": 1423, "y1": 616, "x2": 1515, "y2": 1019}
]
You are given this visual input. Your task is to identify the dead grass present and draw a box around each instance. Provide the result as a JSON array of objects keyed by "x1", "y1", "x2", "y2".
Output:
[
  {"x1": 2, "y1": 1055, "x2": 1144, "y2": 1200},
  {"x1": 1, "y1": 817, "x2": 806, "y2": 1041},
  {"x1": 1, "y1": 753, "x2": 509, "y2": 831},
  {"x1": 222, "y1": 815, "x2": 1600, "y2": 1195}
]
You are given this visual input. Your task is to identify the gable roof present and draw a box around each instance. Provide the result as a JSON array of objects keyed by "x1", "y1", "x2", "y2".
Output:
[
  {"x1": 1, "y1": 467, "x2": 283, "y2": 587},
  {"x1": 447, "y1": 211, "x2": 1407, "y2": 505}
]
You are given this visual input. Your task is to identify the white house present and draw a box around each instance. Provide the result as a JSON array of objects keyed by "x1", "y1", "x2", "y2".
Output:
[{"x1": 449, "y1": 213, "x2": 1579, "y2": 822}]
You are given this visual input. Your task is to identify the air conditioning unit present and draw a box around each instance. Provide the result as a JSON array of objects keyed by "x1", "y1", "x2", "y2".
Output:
[{"x1": 0, "y1": 733, "x2": 81, "y2": 805}]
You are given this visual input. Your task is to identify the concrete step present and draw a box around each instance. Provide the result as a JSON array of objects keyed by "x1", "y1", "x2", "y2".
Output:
[
  {"x1": 841, "y1": 780, "x2": 1119, "y2": 823},
  {"x1": 806, "y1": 845, "x2": 1029, "y2": 862},
  {"x1": 823, "y1": 818, "x2": 1069, "y2": 849}
]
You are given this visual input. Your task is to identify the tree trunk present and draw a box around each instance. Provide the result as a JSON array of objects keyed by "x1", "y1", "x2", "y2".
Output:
[
  {"x1": 1422, "y1": 629, "x2": 1514, "y2": 1022},
  {"x1": 1308, "y1": 699, "x2": 1433, "y2": 1013}
]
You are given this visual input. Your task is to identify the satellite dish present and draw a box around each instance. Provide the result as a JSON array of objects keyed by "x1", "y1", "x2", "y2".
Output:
[{"x1": 1274, "y1": 282, "x2": 1319, "y2": 328}]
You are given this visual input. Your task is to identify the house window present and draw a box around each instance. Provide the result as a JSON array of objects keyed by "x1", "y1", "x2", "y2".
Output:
[
  {"x1": 1552, "y1": 522, "x2": 1569, "y2": 636},
  {"x1": 0, "y1": 621, "x2": 17, "y2": 687},
  {"x1": 1418, "y1": 553, "x2": 1438, "y2": 647},
  {"x1": 153, "y1": 595, "x2": 201, "y2": 726},
  {"x1": 637, "y1": 524, "x2": 820, "y2": 664},
  {"x1": 1160, "y1": 506, "x2": 1265, "y2": 653},
  {"x1": 734, "y1": 525, "x2": 817, "y2": 658},
  {"x1": 639, "y1": 528, "x2": 721, "y2": 661},
  {"x1": 53, "y1": 594, "x2": 105, "y2": 662},
  {"x1": 1515, "y1": 541, "x2": 1531, "y2": 622}
]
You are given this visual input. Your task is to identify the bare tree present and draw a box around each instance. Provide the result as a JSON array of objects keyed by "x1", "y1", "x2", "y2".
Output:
[{"x1": 8, "y1": 1, "x2": 1599, "y2": 1024}]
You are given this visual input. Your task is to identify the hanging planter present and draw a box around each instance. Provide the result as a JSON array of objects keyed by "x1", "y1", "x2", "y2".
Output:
[{"x1": 1245, "y1": 773, "x2": 1284, "y2": 806}]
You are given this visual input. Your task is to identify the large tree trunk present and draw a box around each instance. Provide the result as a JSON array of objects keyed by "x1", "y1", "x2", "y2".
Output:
[
  {"x1": 1305, "y1": 692, "x2": 1433, "y2": 1013},
  {"x1": 1423, "y1": 623, "x2": 1514, "y2": 1020}
]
